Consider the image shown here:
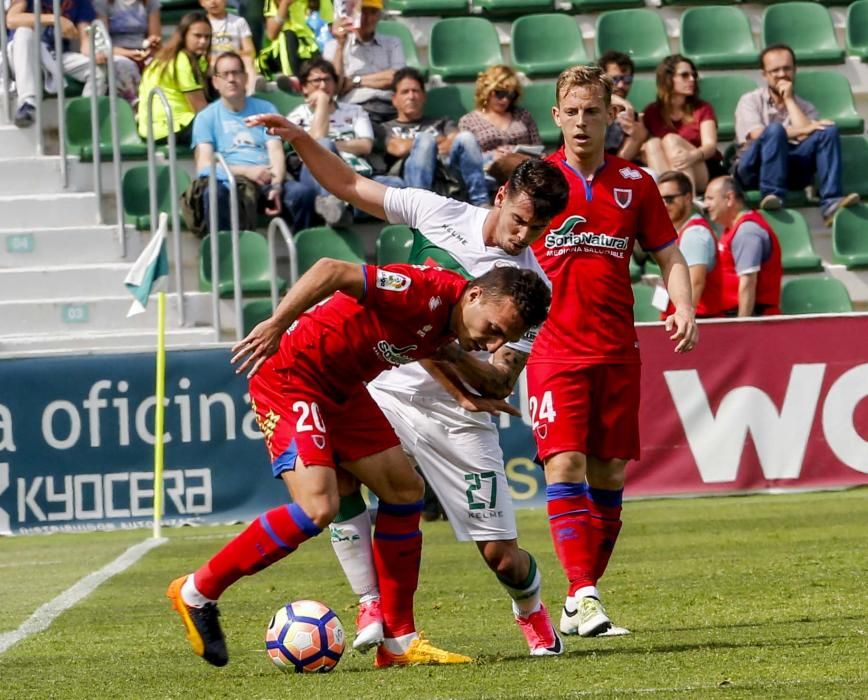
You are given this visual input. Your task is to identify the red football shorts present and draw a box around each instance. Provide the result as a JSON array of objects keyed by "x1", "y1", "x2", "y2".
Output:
[
  {"x1": 526, "y1": 362, "x2": 641, "y2": 462},
  {"x1": 248, "y1": 362, "x2": 400, "y2": 476}
]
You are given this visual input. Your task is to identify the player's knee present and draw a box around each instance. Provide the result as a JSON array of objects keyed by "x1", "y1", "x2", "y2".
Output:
[
  {"x1": 381, "y1": 469, "x2": 425, "y2": 504},
  {"x1": 478, "y1": 539, "x2": 520, "y2": 577},
  {"x1": 302, "y1": 493, "x2": 340, "y2": 529}
]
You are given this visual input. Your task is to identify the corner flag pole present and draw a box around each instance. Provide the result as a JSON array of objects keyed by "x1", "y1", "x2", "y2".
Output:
[{"x1": 153, "y1": 290, "x2": 167, "y2": 539}]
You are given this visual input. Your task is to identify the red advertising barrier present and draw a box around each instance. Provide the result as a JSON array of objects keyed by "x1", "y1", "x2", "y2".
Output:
[{"x1": 630, "y1": 314, "x2": 868, "y2": 496}]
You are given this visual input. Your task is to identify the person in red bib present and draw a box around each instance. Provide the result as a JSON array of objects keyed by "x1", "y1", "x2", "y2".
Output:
[
  {"x1": 529, "y1": 65, "x2": 699, "y2": 639},
  {"x1": 703, "y1": 175, "x2": 782, "y2": 316},
  {"x1": 657, "y1": 170, "x2": 725, "y2": 318}
]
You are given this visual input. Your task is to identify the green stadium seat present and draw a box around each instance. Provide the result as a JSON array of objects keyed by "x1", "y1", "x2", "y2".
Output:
[
  {"x1": 121, "y1": 165, "x2": 192, "y2": 232},
  {"x1": 762, "y1": 2, "x2": 844, "y2": 65},
  {"x1": 295, "y1": 226, "x2": 365, "y2": 276},
  {"x1": 428, "y1": 17, "x2": 502, "y2": 82},
  {"x1": 759, "y1": 209, "x2": 822, "y2": 272},
  {"x1": 159, "y1": 0, "x2": 200, "y2": 26},
  {"x1": 780, "y1": 276, "x2": 853, "y2": 314},
  {"x1": 569, "y1": 0, "x2": 643, "y2": 10},
  {"x1": 794, "y1": 71, "x2": 864, "y2": 134},
  {"x1": 699, "y1": 75, "x2": 756, "y2": 142},
  {"x1": 378, "y1": 20, "x2": 427, "y2": 79},
  {"x1": 423, "y1": 84, "x2": 477, "y2": 122},
  {"x1": 385, "y1": 0, "x2": 468, "y2": 15},
  {"x1": 839, "y1": 135, "x2": 868, "y2": 197},
  {"x1": 680, "y1": 6, "x2": 758, "y2": 69},
  {"x1": 519, "y1": 81, "x2": 560, "y2": 149},
  {"x1": 475, "y1": 0, "x2": 554, "y2": 17},
  {"x1": 662, "y1": 0, "x2": 736, "y2": 5},
  {"x1": 252, "y1": 90, "x2": 304, "y2": 116},
  {"x1": 242, "y1": 298, "x2": 274, "y2": 335},
  {"x1": 65, "y1": 97, "x2": 148, "y2": 161},
  {"x1": 629, "y1": 255, "x2": 642, "y2": 282},
  {"x1": 632, "y1": 283, "x2": 661, "y2": 322},
  {"x1": 510, "y1": 14, "x2": 589, "y2": 78},
  {"x1": 847, "y1": 0, "x2": 868, "y2": 59},
  {"x1": 832, "y1": 204, "x2": 868, "y2": 268},
  {"x1": 377, "y1": 225, "x2": 414, "y2": 265},
  {"x1": 199, "y1": 230, "x2": 287, "y2": 297},
  {"x1": 744, "y1": 189, "x2": 810, "y2": 208},
  {"x1": 625, "y1": 76, "x2": 657, "y2": 114},
  {"x1": 644, "y1": 259, "x2": 662, "y2": 277},
  {"x1": 595, "y1": 9, "x2": 670, "y2": 72}
]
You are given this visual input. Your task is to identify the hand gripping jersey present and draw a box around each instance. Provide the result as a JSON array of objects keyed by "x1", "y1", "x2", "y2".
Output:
[{"x1": 530, "y1": 151, "x2": 676, "y2": 365}]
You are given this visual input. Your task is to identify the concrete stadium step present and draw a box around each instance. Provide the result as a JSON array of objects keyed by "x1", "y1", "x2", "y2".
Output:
[
  {"x1": 0, "y1": 225, "x2": 142, "y2": 267},
  {"x1": 0, "y1": 326, "x2": 219, "y2": 356},
  {"x1": 0, "y1": 291, "x2": 214, "y2": 335},
  {"x1": 0, "y1": 192, "x2": 100, "y2": 229},
  {"x1": 0, "y1": 123, "x2": 40, "y2": 157},
  {"x1": 0, "y1": 156, "x2": 66, "y2": 194},
  {"x1": 0, "y1": 262, "x2": 133, "y2": 299}
]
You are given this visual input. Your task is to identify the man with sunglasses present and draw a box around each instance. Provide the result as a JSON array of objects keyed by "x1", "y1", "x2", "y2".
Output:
[{"x1": 598, "y1": 51, "x2": 647, "y2": 162}]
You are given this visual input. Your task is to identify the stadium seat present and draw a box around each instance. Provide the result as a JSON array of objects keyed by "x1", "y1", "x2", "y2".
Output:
[
  {"x1": 661, "y1": 0, "x2": 736, "y2": 4},
  {"x1": 744, "y1": 189, "x2": 809, "y2": 209},
  {"x1": 510, "y1": 14, "x2": 588, "y2": 78},
  {"x1": 386, "y1": 0, "x2": 468, "y2": 15},
  {"x1": 121, "y1": 165, "x2": 192, "y2": 232},
  {"x1": 242, "y1": 298, "x2": 274, "y2": 335},
  {"x1": 519, "y1": 81, "x2": 560, "y2": 149},
  {"x1": 475, "y1": 0, "x2": 554, "y2": 17},
  {"x1": 423, "y1": 84, "x2": 477, "y2": 122},
  {"x1": 65, "y1": 97, "x2": 148, "y2": 161},
  {"x1": 159, "y1": 0, "x2": 200, "y2": 26},
  {"x1": 199, "y1": 230, "x2": 287, "y2": 297},
  {"x1": 680, "y1": 6, "x2": 758, "y2": 69},
  {"x1": 780, "y1": 276, "x2": 853, "y2": 314},
  {"x1": 595, "y1": 9, "x2": 670, "y2": 72},
  {"x1": 627, "y1": 77, "x2": 657, "y2": 114},
  {"x1": 378, "y1": 20, "x2": 427, "y2": 79},
  {"x1": 632, "y1": 283, "x2": 661, "y2": 322},
  {"x1": 295, "y1": 226, "x2": 365, "y2": 276},
  {"x1": 428, "y1": 17, "x2": 502, "y2": 82},
  {"x1": 793, "y1": 71, "x2": 864, "y2": 134},
  {"x1": 832, "y1": 204, "x2": 868, "y2": 268},
  {"x1": 377, "y1": 225, "x2": 414, "y2": 265},
  {"x1": 759, "y1": 209, "x2": 822, "y2": 272},
  {"x1": 762, "y1": 2, "x2": 844, "y2": 65},
  {"x1": 629, "y1": 256, "x2": 642, "y2": 282},
  {"x1": 839, "y1": 135, "x2": 868, "y2": 197},
  {"x1": 699, "y1": 75, "x2": 756, "y2": 142},
  {"x1": 569, "y1": 0, "x2": 643, "y2": 10},
  {"x1": 253, "y1": 90, "x2": 304, "y2": 116},
  {"x1": 847, "y1": 0, "x2": 868, "y2": 60}
]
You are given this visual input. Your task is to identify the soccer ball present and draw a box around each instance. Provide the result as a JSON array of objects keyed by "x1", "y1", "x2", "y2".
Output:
[{"x1": 265, "y1": 600, "x2": 345, "y2": 673}]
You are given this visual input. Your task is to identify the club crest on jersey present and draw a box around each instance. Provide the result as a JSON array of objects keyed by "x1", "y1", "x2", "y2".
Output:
[
  {"x1": 376, "y1": 270, "x2": 411, "y2": 291},
  {"x1": 619, "y1": 166, "x2": 642, "y2": 180},
  {"x1": 312, "y1": 435, "x2": 326, "y2": 450},
  {"x1": 428, "y1": 296, "x2": 441, "y2": 311},
  {"x1": 374, "y1": 340, "x2": 419, "y2": 366},
  {"x1": 614, "y1": 188, "x2": 633, "y2": 209}
]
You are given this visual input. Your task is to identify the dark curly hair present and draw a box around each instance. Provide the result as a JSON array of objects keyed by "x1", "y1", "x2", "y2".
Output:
[
  {"x1": 472, "y1": 266, "x2": 551, "y2": 330},
  {"x1": 506, "y1": 159, "x2": 570, "y2": 224}
]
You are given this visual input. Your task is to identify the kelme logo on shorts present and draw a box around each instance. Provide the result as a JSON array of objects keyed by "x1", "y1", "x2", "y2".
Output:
[{"x1": 545, "y1": 215, "x2": 629, "y2": 251}]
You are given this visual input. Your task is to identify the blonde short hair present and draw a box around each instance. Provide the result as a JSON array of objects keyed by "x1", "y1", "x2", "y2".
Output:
[
  {"x1": 555, "y1": 65, "x2": 613, "y2": 107},
  {"x1": 474, "y1": 64, "x2": 522, "y2": 110}
]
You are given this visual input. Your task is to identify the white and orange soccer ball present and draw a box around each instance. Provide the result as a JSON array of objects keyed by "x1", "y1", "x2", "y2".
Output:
[{"x1": 265, "y1": 600, "x2": 345, "y2": 673}]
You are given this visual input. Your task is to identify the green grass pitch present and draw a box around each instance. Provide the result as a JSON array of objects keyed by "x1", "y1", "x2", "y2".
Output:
[{"x1": 1, "y1": 489, "x2": 867, "y2": 699}]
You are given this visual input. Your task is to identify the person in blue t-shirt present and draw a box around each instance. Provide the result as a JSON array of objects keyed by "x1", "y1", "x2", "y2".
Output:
[
  {"x1": 192, "y1": 51, "x2": 316, "y2": 231},
  {"x1": 7, "y1": 0, "x2": 107, "y2": 127}
]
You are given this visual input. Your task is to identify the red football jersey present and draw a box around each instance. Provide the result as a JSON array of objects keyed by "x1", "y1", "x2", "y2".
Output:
[
  {"x1": 269, "y1": 264, "x2": 467, "y2": 399},
  {"x1": 530, "y1": 150, "x2": 677, "y2": 364}
]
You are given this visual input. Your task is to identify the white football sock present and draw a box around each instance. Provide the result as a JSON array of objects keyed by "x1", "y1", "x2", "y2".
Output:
[
  {"x1": 383, "y1": 632, "x2": 417, "y2": 654},
  {"x1": 575, "y1": 585, "x2": 601, "y2": 601},
  {"x1": 181, "y1": 574, "x2": 215, "y2": 607},
  {"x1": 499, "y1": 551, "x2": 542, "y2": 617},
  {"x1": 329, "y1": 509, "x2": 379, "y2": 598}
]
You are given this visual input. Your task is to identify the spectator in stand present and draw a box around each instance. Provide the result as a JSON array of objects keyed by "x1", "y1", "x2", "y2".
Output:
[
  {"x1": 642, "y1": 55, "x2": 723, "y2": 192},
  {"x1": 287, "y1": 57, "x2": 375, "y2": 225},
  {"x1": 259, "y1": 0, "x2": 323, "y2": 87},
  {"x1": 200, "y1": 0, "x2": 260, "y2": 95},
  {"x1": 733, "y1": 44, "x2": 859, "y2": 225},
  {"x1": 703, "y1": 175, "x2": 782, "y2": 317},
  {"x1": 190, "y1": 51, "x2": 316, "y2": 233},
  {"x1": 658, "y1": 171, "x2": 723, "y2": 318},
  {"x1": 6, "y1": 0, "x2": 106, "y2": 128},
  {"x1": 379, "y1": 67, "x2": 489, "y2": 207},
  {"x1": 94, "y1": 0, "x2": 161, "y2": 108},
  {"x1": 324, "y1": 0, "x2": 404, "y2": 124},
  {"x1": 598, "y1": 50, "x2": 647, "y2": 162},
  {"x1": 458, "y1": 65, "x2": 542, "y2": 186},
  {"x1": 137, "y1": 11, "x2": 213, "y2": 145}
]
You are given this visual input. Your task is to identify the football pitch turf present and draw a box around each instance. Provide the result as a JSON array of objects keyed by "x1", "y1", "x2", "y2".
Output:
[{"x1": 1, "y1": 489, "x2": 866, "y2": 699}]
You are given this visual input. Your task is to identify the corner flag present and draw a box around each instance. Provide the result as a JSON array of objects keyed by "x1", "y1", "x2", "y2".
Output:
[{"x1": 125, "y1": 212, "x2": 169, "y2": 317}]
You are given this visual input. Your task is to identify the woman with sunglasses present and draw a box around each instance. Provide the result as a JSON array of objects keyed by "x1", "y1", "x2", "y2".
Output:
[
  {"x1": 641, "y1": 54, "x2": 723, "y2": 192},
  {"x1": 458, "y1": 65, "x2": 542, "y2": 185}
]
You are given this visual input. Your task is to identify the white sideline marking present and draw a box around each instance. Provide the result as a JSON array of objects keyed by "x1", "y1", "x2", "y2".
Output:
[{"x1": 0, "y1": 537, "x2": 167, "y2": 655}]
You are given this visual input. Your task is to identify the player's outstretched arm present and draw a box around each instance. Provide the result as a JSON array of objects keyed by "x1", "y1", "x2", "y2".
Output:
[
  {"x1": 653, "y1": 243, "x2": 699, "y2": 353},
  {"x1": 244, "y1": 113, "x2": 389, "y2": 221},
  {"x1": 419, "y1": 359, "x2": 521, "y2": 417},
  {"x1": 231, "y1": 258, "x2": 365, "y2": 377},
  {"x1": 431, "y1": 344, "x2": 529, "y2": 400}
]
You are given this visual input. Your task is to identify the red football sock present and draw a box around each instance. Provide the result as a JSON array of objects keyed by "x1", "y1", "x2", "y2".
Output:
[
  {"x1": 588, "y1": 487, "x2": 623, "y2": 582},
  {"x1": 194, "y1": 503, "x2": 321, "y2": 600},
  {"x1": 372, "y1": 500, "x2": 423, "y2": 638},
  {"x1": 546, "y1": 482, "x2": 595, "y2": 597}
]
